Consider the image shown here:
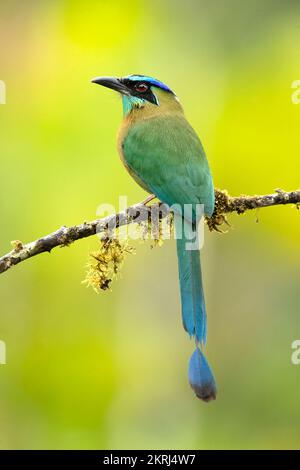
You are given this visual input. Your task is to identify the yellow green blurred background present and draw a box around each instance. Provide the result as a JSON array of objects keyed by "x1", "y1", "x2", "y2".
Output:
[{"x1": 0, "y1": 0, "x2": 300, "y2": 450}]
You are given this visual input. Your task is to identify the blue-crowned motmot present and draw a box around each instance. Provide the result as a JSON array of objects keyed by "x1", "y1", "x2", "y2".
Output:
[{"x1": 92, "y1": 74, "x2": 217, "y2": 402}]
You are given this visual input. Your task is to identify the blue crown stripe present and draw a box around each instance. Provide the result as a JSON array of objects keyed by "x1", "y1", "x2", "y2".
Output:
[{"x1": 124, "y1": 75, "x2": 173, "y2": 93}]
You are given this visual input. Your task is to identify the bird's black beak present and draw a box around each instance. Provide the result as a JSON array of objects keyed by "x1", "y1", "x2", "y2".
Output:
[{"x1": 91, "y1": 76, "x2": 129, "y2": 95}]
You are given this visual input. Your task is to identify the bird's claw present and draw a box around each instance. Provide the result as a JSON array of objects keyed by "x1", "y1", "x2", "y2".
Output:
[{"x1": 141, "y1": 194, "x2": 156, "y2": 205}]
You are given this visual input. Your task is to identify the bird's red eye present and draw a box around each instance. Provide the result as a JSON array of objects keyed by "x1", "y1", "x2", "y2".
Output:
[{"x1": 135, "y1": 83, "x2": 148, "y2": 93}]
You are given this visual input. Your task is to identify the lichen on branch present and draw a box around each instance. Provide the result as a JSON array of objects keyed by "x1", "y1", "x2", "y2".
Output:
[{"x1": 83, "y1": 236, "x2": 135, "y2": 292}]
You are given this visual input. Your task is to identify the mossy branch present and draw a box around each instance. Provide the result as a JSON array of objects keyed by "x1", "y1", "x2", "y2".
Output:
[
  {"x1": 0, "y1": 188, "x2": 299, "y2": 276},
  {"x1": 206, "y1": 188, "x2": 300, "y2": 231}
]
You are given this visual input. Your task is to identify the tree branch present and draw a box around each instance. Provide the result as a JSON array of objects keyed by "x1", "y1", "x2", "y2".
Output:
[{"x1": 0, "y1": 189, "x2": 299, "y2": 275}]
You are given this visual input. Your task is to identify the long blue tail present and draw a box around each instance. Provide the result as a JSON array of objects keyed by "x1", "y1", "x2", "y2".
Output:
[{"x1": 176, "y1": 219, "x2": 217, "y2": 402}]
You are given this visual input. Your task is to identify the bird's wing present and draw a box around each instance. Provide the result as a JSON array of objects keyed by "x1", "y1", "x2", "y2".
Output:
[{"x1": 122, "y1": 115, "x2": 215, "y2": 217}]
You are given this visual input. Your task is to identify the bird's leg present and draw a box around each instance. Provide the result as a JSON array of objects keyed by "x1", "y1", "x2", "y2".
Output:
[{"x1": 141, "y1": 194, "x2": 156, "y2": 205}]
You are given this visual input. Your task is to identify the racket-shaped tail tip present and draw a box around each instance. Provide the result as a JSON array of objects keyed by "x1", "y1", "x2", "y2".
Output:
[{"x1": 188, "y1": 348, "x2": 217, "y2": 402}]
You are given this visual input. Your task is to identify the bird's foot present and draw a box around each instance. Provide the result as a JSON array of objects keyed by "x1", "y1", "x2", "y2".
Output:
[
  {"x1": 206, "y1": 213, "x2": 230, "y2": 233},
  {"x1": 141, "y1": 194, "x2": 156, "y2": 206},
  {"x1": 205, "y1": 189, "x2": 232, "y2": 233}
]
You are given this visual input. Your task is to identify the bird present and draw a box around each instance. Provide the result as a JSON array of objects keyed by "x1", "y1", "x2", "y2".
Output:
[{"x1": 92, "y1": 74, "x2": 217, "y2": 402}]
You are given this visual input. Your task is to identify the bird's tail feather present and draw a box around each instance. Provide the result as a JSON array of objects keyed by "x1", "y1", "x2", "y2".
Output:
[
  {"x1": 176, "y1": 228, "x2": 206, "y2": 344},
  {"x1": 176, "y1": 218, "x2": 216, "y2": 402}
]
